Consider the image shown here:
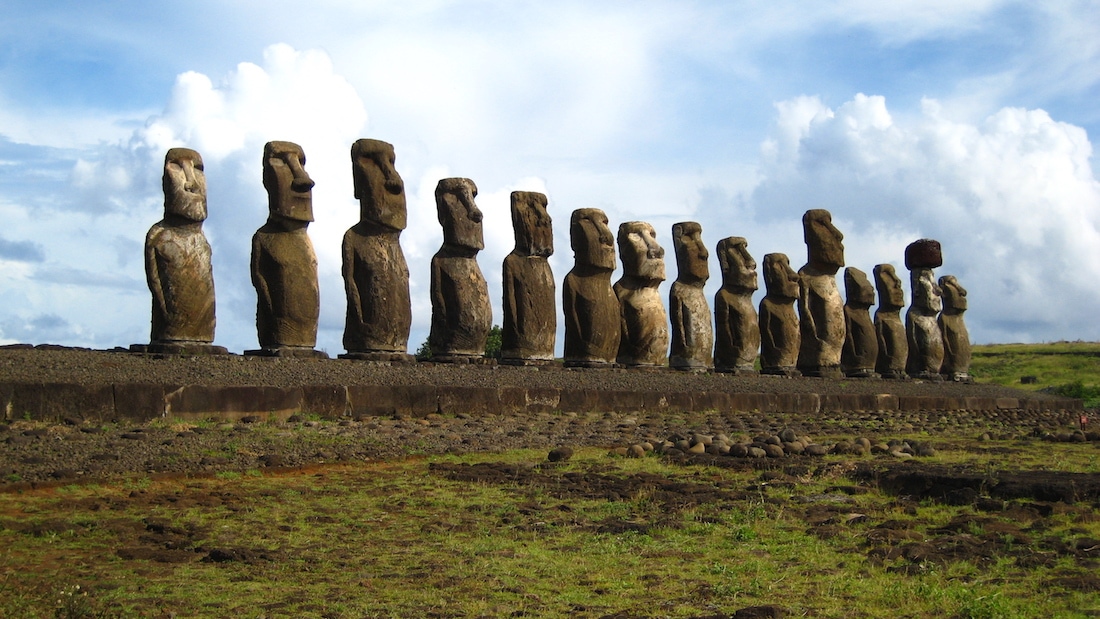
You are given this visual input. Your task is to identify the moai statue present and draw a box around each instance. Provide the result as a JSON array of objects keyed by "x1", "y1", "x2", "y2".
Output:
[
  {"x1": 563, "y1": 208, "x2": 620, "y2": 367},
  {"x1": 249, "y1": 141, "x2": 327, "y2": 358},
  {"x1": 501, "y1": 191, "x2": 555, "y2": 365},
  {"x1": 939, "y1": 275, "x2": 972, "y2": 382},
  {"x1": 758, "y1": 253, "x2": 801, "y2": 376},
  {"x1": 873, "y1": 264, "x2": 908, "y2": 379},
  {"x1": 841, "y1": 267, "x2": 878, "y2": 378},
  {"x1": 904, "y1": 239, "x2": 945, "y2": 380},
  {"x1": 668, "y1": 222, "x2": 713, "y2": 371},
  {"x1": 713, "y1": 237, "x2": 759, "y2": 374},
  {"x1": 428, "y1": 178, "x2": 492, "y2": 362},
  {"x1": 614, "y1": 221, "x2": 669, "y2": 367},
  {"x1": 140, "y1": 148, "x2": 226, "y2": 355},
  {"x1": 797, "y1": 209, "x2": 846, "y2": 378},
  {"x1": 340, "y1": 139, "x2": 413, "y2": 361}
]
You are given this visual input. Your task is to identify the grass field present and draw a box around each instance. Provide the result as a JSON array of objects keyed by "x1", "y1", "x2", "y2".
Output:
[{"x1": 971, "y1": 341, "x2": 1100, "y2": 406}]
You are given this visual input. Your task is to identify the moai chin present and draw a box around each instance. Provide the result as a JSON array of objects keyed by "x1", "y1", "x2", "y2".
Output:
[
  {"x1": 904, "y1": 239, "x2": 945, "y2": 379},
  {"x1": 614, "y1": 221, "x2": 669, "y2": 367},
  {"x1": 428, "y1": 177, "x2": 492, "y2": 362},
  {"x1": 841, "y1": 266, "x2": 878, "y2": 378},
  {"x1": 340, "y1": 139, "x2": 413, "y2": 361},
  {"x1": 138, "y1": 148, "x2": 226, "y2": 355},
  {"x1": 758, "y1": 253, "x2": 801, "y2": 376},
  {"x1": 501, "y1": 191, "x2": 556, "y2": 365},
  {"x1": 248, "y1": 141, "x2": 327, "y2": 358},
  {"x1": 797, "y1": 209, "x2": 846, "y2": 378},
  {"x1": 713, "y1": 236, "x2": 759, "y2": 374},
  {"x1": 562, "y1": 208, "x2": 620, "y2": 367},
  {"x1": 873, "y1": 263, "x2": 908, "y2": 379},
  {"x1": 938, "y1": 275, "x2": 972, "y2": 382},
  {"x1": 668, "y1": 222, "x2": 713, "y2": 371}
]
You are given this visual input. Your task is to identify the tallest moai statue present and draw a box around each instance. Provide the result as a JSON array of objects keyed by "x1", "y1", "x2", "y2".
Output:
[
  {"x1": 797, "y1": 209, "x2": 846, "y2": 378},
  {"x1": 904, "y1": 239, "x2": 944, "y2": 380},
  {"x1": 501, "y1": 191, "x2": 556, "y2": 364},
  {"x1": 340, "y1": 139, "x2": 413, "y2": 361},
  {"x1": 668, "y1": 222, "x2": 713, "y2": 370}
]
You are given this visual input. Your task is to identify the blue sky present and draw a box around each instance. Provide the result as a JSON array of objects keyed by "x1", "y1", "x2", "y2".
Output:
[{"x1": 1, "y1": 0, "x2": 1098, "y2": 354}]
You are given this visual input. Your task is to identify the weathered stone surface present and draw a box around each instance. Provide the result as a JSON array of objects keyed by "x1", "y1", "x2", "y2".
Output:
[
  {"x1": 939, "y1": 275, "x2": 972, "y2": 381},
  {"x1": 668, "y1": 222, "x2": 713, "y2": 370},
  {"x1": 563, "y1": 209, "x2": 620, "y2": 367},
  {"x1": 759, "y1": 253, "x2": 801, "y2": 375},
  {"x1": 501, "y1": 191, "x2": 556, "y2": 363},
  {"x1": 906, "y1": 244, "x2": 945, "y2": 379},
  {"x1": 144, "y1": 148, "x2": 224, "y2": 354},
  {"x1": 873, "y1": 263, "x2": 908, "y2": 379},
  {"x1": 250, "y1": 141, "x2": 326, "y2": 357},
  {"x1": 429, "y1": 178, "x2": 492, "y2": 360},
  {"x1": 341, "y1": 139, "x2": 412, "y2": 358},
  {"x1": 841, "y1": 267, "x2": 878, "y2": 378},
  {"x1": 714, "y1": 236, "x2": 760, "y2": 373},
  {"x1": 614, "y1": 221, "x2": 668, "y2": 367},
  {"x1": 904, "y1": 238, "x2": 943, "y2": 269},
  {"x1": 797, "y1": 210, "x2": 845, "y2": 377}
]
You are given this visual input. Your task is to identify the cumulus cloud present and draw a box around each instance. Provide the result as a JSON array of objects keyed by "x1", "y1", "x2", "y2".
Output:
[{"x1": 746, "y1": 93, "x2": 1100, "y2": 343}]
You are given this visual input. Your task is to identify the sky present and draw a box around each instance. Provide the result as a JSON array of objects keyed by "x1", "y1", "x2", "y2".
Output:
[{"x1": 0, "y1": 0, "x2": 1098, "y2": 355}]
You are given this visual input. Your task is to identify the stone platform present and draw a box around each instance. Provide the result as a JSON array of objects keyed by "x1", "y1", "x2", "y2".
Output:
[{"x1": 0, "y1": 346, "x2": 1081, "y2": 423}]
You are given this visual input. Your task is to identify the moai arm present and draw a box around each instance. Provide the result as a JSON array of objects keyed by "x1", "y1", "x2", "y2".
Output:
[
  {"x1": 144, "y1": 231, "x2": 168, "y2": 328},
  {"x1": 670, "y1": 293, "x2": 690, "y2": 350},
  {"x1": 341, "y1": 233, "x2": 364, "y2": 327},
  {"x1": 251, "y1": 234, "x2": 272, "y2": 316}
]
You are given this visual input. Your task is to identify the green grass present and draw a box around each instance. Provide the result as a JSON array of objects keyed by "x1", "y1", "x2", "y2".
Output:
[
  {"x1": 971, "y1": 341, "x2": 1100, "y2": 405},
  {"x1": 1, "y1": 444, "x2": 1098, "y2": 618}
]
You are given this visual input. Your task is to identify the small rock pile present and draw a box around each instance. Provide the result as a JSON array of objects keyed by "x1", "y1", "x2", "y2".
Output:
[
  {"x1": 1040, "y1": 428, "x2": 1100, "y2": 443},
  {"x1": 611, "y1": 429, "x2": 937, "y2": 460}
]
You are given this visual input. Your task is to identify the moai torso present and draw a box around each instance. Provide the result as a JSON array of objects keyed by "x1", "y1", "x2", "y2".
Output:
[
  {"x1": 250, "y1": 141, "x2": 324, "y2": 356},
  {"x1": 841, "y1": 266, "x2": 878, "y2": 378},
  {"x1": 713, "y1": 236, "x2": 759, "y2": 373},
  {"x1": 428, "y1": 178, "x2": 492, "y2": 360},
  {"x1": 904, "y1": 239, "x2": 944, "y2": 379},
  {"x1": 341, "y1": 139, "x2": 412, "y2": 357},
  {"x1": 797, "y1": 209, "x2": 846, "y2": 377},
  {"x1": 668, "y1": 222, "x2": 713, "y2": 370},
  {"x1": 938, "y1": 275, "x2": 971, "y2": 381},
  {"x1": 873, "y1": 263, "x2": 908, "y2": 379},
  {"x1": 501, "y1": 191, "x2": 556, "y2": 363},
  {"x1": 758, "y1": 253, "x2": 801, "y2": 374},
  {"x1": 614, "y1": 221, "x2": 668, "y2": 367},
  {"x1": 563, "y1": 208, "x2": 620, "y2": 366},
  {"x1": 144, "y1": 148, "x2": 218, "y2": 350}
]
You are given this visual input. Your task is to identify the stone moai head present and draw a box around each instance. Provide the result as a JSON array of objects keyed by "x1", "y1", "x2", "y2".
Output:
[
  {"x1": 939, "y1": 275, "x2": 967, "y2": 312},
  {"x1": 763, "y1": 253, "x2": 800, "y2": 301},
  {"x1": 618, "y1": 221, "x2": 666, "y2": 281},
  {"x1": 717, "y1": 236, "x2": 757, "y2": 291},
  {"x1": 570, "y1": 208, "x2": 616, "y2": 270},
  {"x1": 435, "y1": 177, "x2": 484, "y2": 251},
  {"x1": 163, "y1": 148, "x2": 207, "y2": 222},
  {"x1": 803, "y1": 209, "x2": 844, "y2": 273},
  {"x1": 844, "y1": 267, "x2": 875, "y2": 308},
  {"x1": 873, "y1": 264, "x2": 905, "y2": 310},
  {"x1": 672, "y1": 222, "x2": 708, "y2": 285},
  {"x1": 263, "y1": 141, "x2": 315, "y2": 223},
  {"x1": 351, "y1": 139, "x2": 406, "y2": 231},
  {"x1": 511, "y1": 191, "x2": 553, "y2": 257},
  {"x1": 904, "y1": 239, "x2": 943, "y2": 270}
]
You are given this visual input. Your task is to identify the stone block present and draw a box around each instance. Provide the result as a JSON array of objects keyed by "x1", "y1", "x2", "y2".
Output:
[
  {"x1": 301, "y1": 385, "x2": 348, "y2": 419},
  {"x1": 165, "y1": 385, "x2": 302, "y2": 421}
]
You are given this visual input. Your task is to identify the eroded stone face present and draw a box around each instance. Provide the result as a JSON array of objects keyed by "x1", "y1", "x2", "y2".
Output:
[
  {"x1": 759, "y1": 253, "x2": 800, "y2": 374},
  {"x1": 906, "y1": 266, "x2": 944, "y2": 378},
  {"x1": 263, "y1": 141, "x2": 315, "y2": 223},
  {"x1": 873, "y1": 263, "x2": 908, "y2": 378},
  {"x1": 714, "y1": 236, "x2": 759, "y2": 373},
  {"x1": 429, "y1": 178, "x2": 491, "y2": 359},
  {"x1": 938, "y1": 275, "x2": 971, "y2": 380},
  {"x1": 615, "y1": 221, "x2": 669, "y2": 366},
  {"x1": 436, "y1": 178, "x2": 484, "y2": 252},
  {"x1": 803, "y1": 209, "x2": 844, "y2": 274},
  {"x1": 341, "y1": 139, "x2": 412, "y2": 356},
  {"x1": 145, "y1": 148, "x2": 216, "y2": 346},
  {"x1": 841, "y1": 267, "x2": 878, "y2": 377},
  {"x1": 669, "y1": 222, "x2": 712, "y2": 370},
  {"x1": 351, "y1": 139, "x2": 406, "y2": 232},
  {"x1": 563, "y1": 209, "x2": 620, "y2": 366},
  {"x1": 502, "y1": 191, "x2": 556, "y2": 362}
]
